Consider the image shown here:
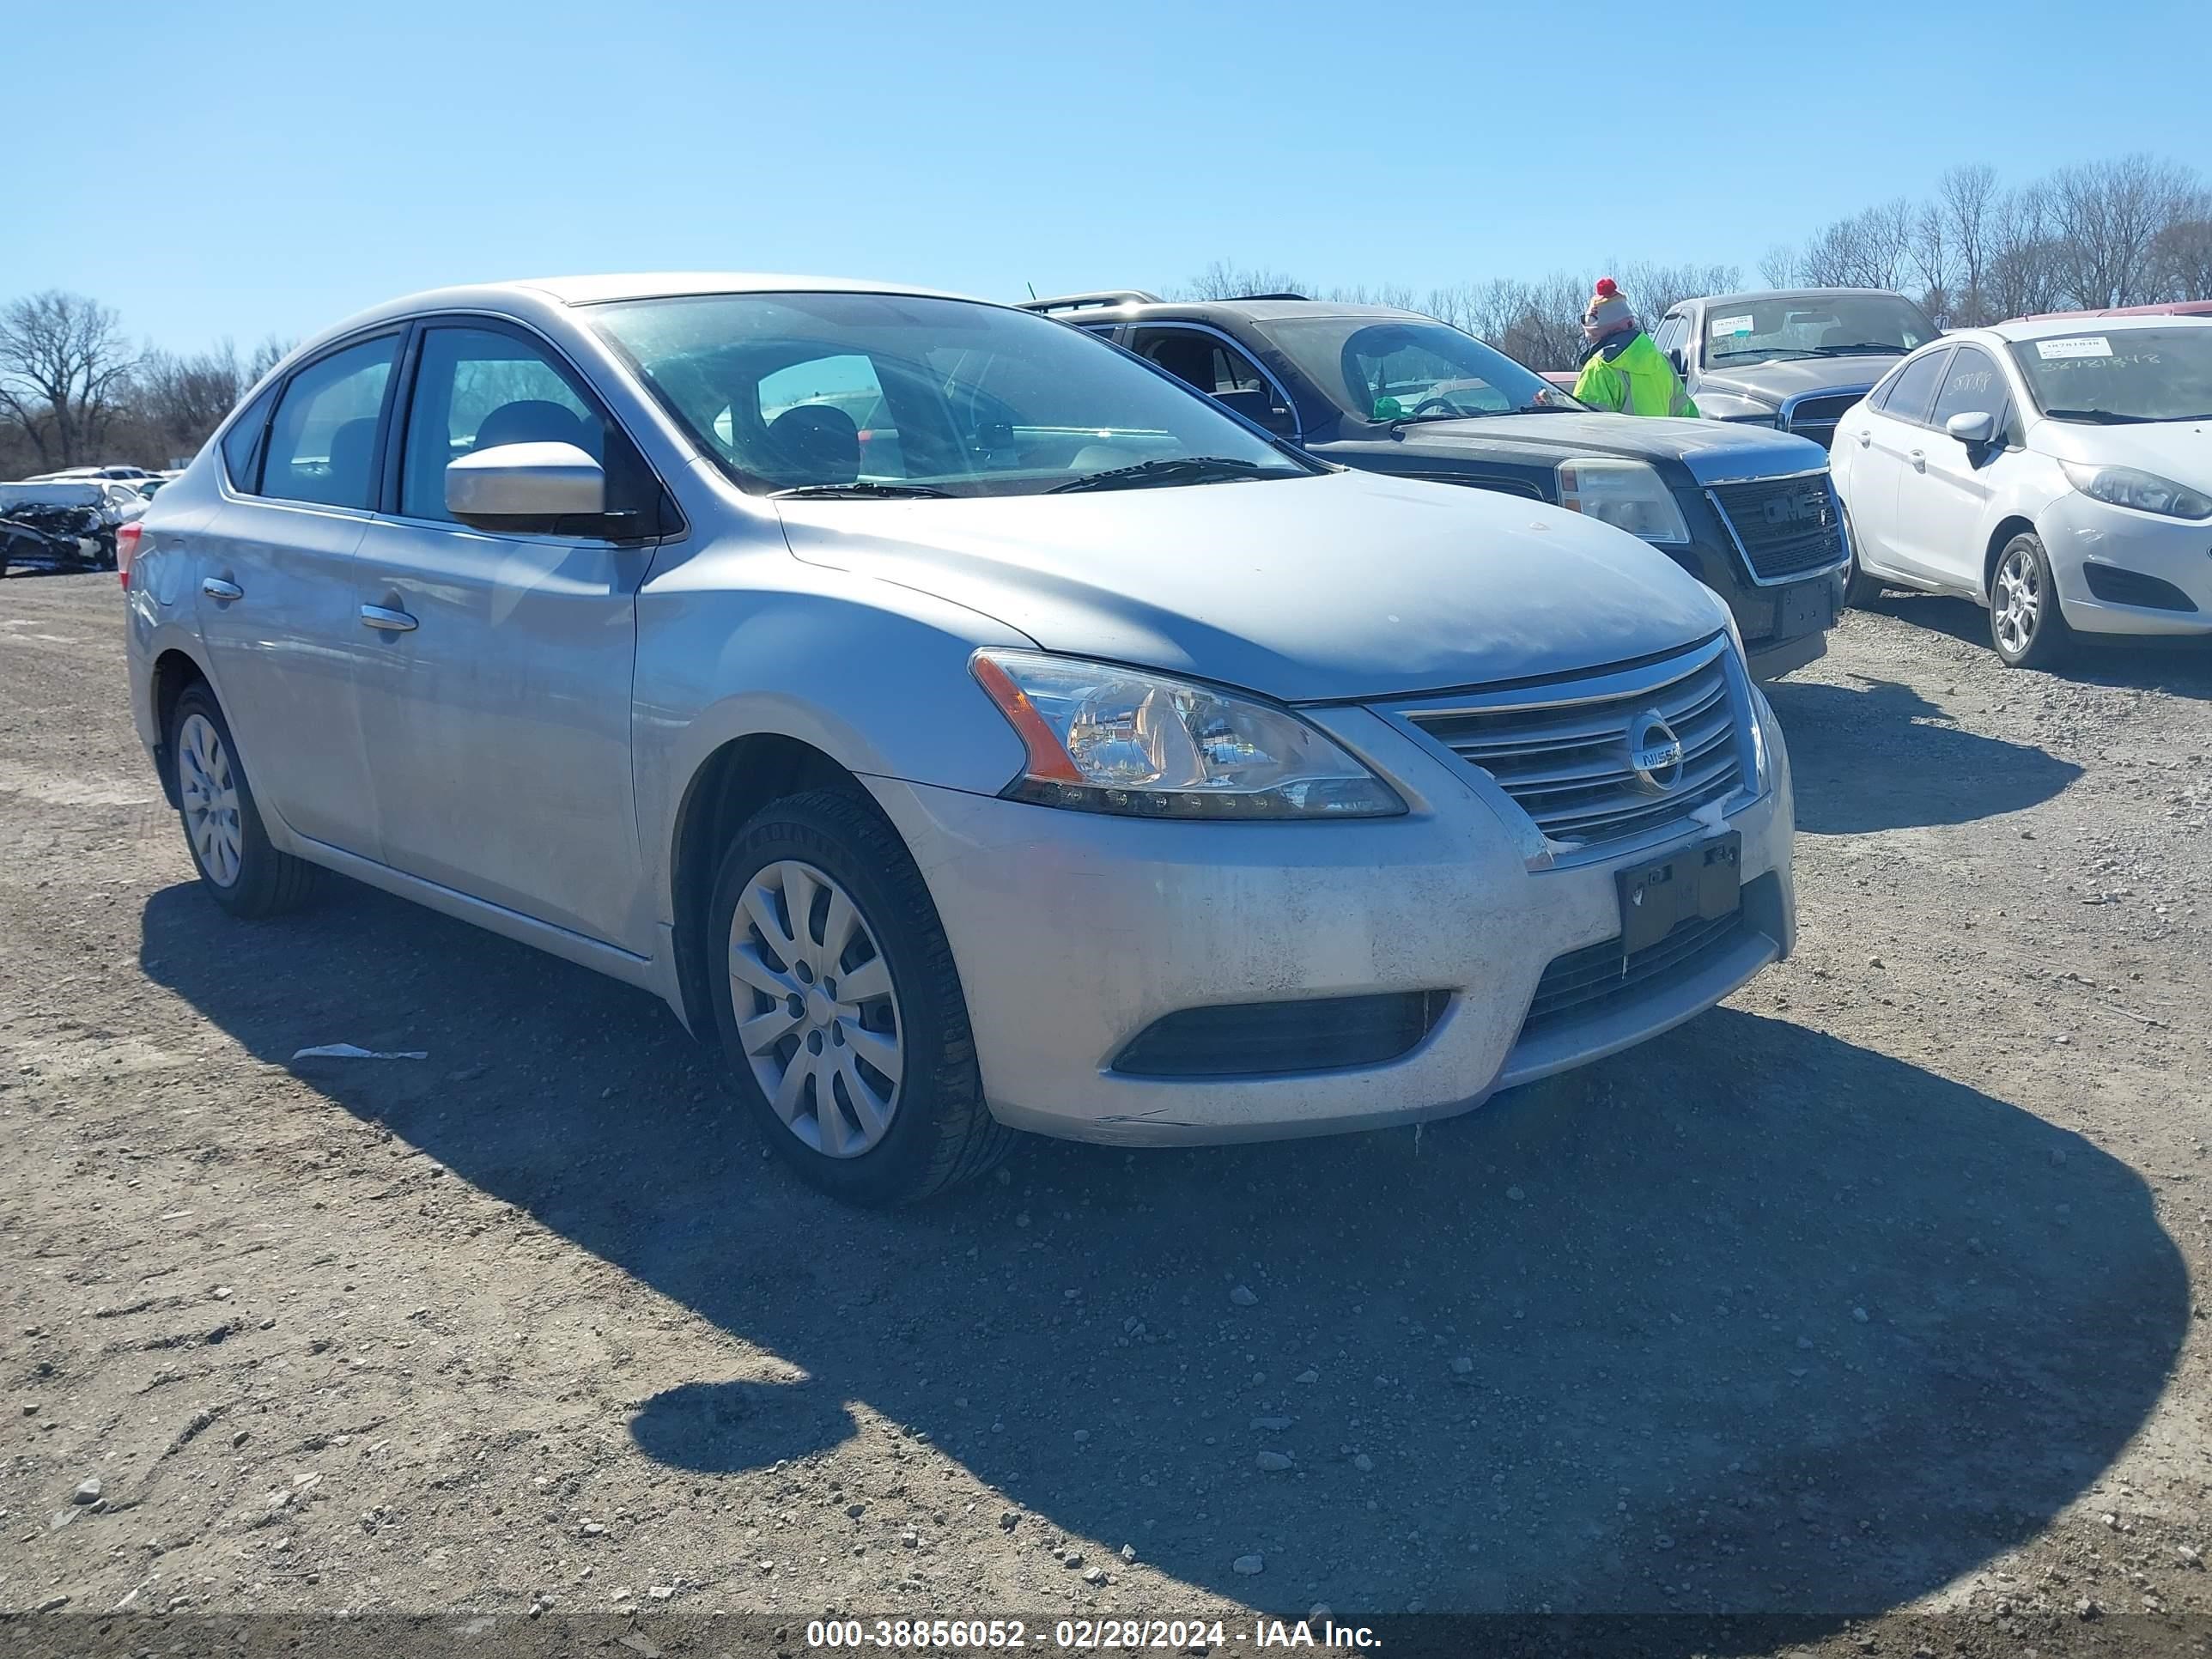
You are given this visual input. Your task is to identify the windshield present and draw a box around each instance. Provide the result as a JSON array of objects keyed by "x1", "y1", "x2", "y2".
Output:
[
  {"x1": 1261, "y1": 317, "x2": 1574, "y2": 422},
  {"x1": 2008, "y1": 327, "x2": 2212, "y2": 423},
  {"x1": 589, "y1": 292, "x2": 1315, "y2": 497},
  {"x1": 1704, "y1": 295, "x2": 1938, "y2": 368}
]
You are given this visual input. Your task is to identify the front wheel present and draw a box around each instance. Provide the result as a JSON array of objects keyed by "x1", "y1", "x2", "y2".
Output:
[
  {"x1": 708, "y1": 789, "x2": 1012, "y2": 1205},
  {"x1": 1990, "y1": 532, "x2": 2072, "y2": 669}
]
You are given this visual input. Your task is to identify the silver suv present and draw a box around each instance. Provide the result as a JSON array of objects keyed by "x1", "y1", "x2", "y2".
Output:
[{"x1": 125, "y1": 276, "x2": 1796, "y2": 1203}]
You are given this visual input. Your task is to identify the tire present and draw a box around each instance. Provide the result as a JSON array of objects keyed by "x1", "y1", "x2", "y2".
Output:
[
  {"x1": 1989, "y1": 532, "x2": 2073, "y2": 670},
  {"x1": 708, "y1": 788, "x2": 1012, "y2": 1205},
  {"x1": 1843, "y1": 547, "x2": 1882, "y2": 610},
  {"x1": 167, "y1": 684, "x2": 318, "y2": 917},
  {"x1": 1840, "y1": 503, "x2": 1881, "y2": 608}
]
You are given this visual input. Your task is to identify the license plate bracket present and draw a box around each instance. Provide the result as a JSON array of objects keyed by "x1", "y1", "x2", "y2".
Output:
[{"x1": 1616, "y1": 833, "x2": 1742, "y2": 957}]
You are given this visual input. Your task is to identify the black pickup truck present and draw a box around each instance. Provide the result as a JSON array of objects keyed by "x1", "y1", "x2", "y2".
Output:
[{"x1": 1024, "y1": 292, "x2": 1848, "y2": 680}]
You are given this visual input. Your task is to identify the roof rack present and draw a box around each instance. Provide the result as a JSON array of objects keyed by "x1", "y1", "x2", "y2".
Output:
[
  {"x1": 1230, "y1": 292, "x2": 1310, "y2": 301},
  {"x1": 1018, "y1": 289, "x2": 1162, "y2": 313}
]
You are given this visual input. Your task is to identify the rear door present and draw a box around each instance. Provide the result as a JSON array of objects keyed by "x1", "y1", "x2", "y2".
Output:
[
  {"x1": 350, "y1": 318, "x2": 660, "y2": 951},
  {"x1": 193, "y1": 332, "x2": 398, "y2": 854},
  {"x1": 1848, "y1": 346, "x2": 1950, "y2": 580}
]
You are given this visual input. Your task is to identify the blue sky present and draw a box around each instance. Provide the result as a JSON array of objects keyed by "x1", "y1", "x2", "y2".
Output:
[{"x1": 6, "y1": 0, "x2": 2203, "y2": 353}]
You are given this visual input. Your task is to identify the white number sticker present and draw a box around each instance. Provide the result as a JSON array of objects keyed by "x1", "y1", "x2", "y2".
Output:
[
  {"x1": 2035, "y1": 336, "x2": 2112, "y2": 360},
  {"x1": 1710, "y1": 314, "x2": 1755, "y2": 337}
]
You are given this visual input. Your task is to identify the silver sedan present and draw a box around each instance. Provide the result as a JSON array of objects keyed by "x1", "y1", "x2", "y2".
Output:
[{"x1": 124, "y1": 275, "x2": 1795, "y2": 1203}]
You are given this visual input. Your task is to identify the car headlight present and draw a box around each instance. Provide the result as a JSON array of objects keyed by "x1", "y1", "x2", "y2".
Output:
[
  {"x1": 1556, "y1": 458, "x2": 1692, "y2": 544},
  {"x1": 971, "y1": 650, "x2": 1405, "y2": 819},
  {"x1": 2059, "y1": 460, "x2": 2212, "y2": 520}
]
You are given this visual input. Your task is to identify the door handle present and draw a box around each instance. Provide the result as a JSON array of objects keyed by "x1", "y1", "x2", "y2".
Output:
[
  {"x1": 1856, "y1": 430, "x2": 1870, "y2": 447},
  {"x1": 1908, "y1": 449, "x2": 1926, "y2": 471},
  {"x1": 359, "y1": 604, "x2": 418, "y2": 633},
  {"x1": 201, "y1": 576, "x2": 243, "y2": 601}
]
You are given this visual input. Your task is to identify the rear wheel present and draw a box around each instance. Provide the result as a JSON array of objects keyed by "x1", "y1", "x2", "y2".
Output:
[
  {"x1": 708, "y1": 789, "x2": 1012, "y2": 1204},
  {"x1": 1990, "y1": 532, "x2": 2072, "y2": 669},
  {"x1": 168, "y1": 685, "x2": 318, "y2": 916}
]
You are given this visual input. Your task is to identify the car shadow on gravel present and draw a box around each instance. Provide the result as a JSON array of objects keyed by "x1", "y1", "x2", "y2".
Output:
[
  {"x1": 1862, "y1": 592, "x2": 2212, "y2": 700},
  {"x1": 1764, "y1": 674, "x2": 2082, "y2": 834},
  {"x1": 143, "y1": 879, "x2": 2186, "y2": 1639}
]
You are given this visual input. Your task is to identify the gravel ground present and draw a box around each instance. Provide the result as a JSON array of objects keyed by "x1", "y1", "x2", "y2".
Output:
[{"x1": 3, "y1": 571, "x2": 2209, "y2": 1655}]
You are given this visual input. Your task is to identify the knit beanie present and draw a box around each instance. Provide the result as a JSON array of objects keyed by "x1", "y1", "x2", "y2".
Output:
[{"x1": 1583, "y1": 276, "x2": 1634, "y2": 332}]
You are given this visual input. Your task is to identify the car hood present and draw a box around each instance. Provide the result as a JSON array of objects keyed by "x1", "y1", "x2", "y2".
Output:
[
  {"x1": 1382, "y1": 412, "x2": 1828, "y2": 483},
  {"x1": 774, "y1": 468, "x2": 1728, "y2": 703},
  {"x1": 2029, "y1": 416, "x2": 2212, "y2": 479},
  {"x1": 1695, "y1": 356, "x2": 1899, "y2": 406}
]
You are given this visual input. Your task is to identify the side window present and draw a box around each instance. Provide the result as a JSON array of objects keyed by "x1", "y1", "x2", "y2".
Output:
[
  {"x1": 1875, "y1": 349, "x2": 1950, "y2": 425},
  {"x1": 1929, "y1": 346, "x2": 2009, "y2": 432},
  {"x1": 260, "y1": 337, "x2": 399, "y2": 509},
  {"x1": 1132, "y1": 329, "x2": 1270, "y2": 398},
  {"x1": 220, "y1": 383, "x2": 277, "y2": 492},
  {"x1": 399, "y1": 325, "x2": 633, "y2": 524}
]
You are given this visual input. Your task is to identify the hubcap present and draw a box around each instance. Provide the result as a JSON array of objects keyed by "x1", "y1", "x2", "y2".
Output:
[
  {"x1": 1994, "y1": 546, "x2": 2041, "y2": 656},
  {"x1": 177, "y1": 713, "x2": 244, "y2": 888},
  {"x1": 727, "y1": 859, "x2": 903, "y2": 1158}
]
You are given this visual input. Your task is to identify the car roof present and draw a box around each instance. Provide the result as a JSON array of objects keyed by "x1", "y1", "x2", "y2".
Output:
[
  {"x1": 1024, "y1": 294, "x2": 1429, "y2": 326},
  {"x1": 1978, "y1": 314, "x2": 2212, "y2": 343},
  {"x1": 1693, "y1": 288, "x2": 1916, "y2": 308}
]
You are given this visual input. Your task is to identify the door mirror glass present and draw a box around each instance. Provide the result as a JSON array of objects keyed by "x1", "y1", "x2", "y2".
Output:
[
  {"x1": 446, "y1": 441, "x2": 605, "y2": 530},
  {"x1": 1212, "y1": 386, "x2": 1296, "y2": 437},
  {"x1": 1945, "y1": 410, "x2": 1995, "y2": 446}
]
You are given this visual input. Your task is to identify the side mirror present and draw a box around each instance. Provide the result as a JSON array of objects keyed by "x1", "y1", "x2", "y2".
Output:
[
  {"x1": 1212, "y1": 386, "x2": 1297, "y2": 439},
  {"x1": 1667, "y1": 348, "x2": 1688, "y2": 376},
  {"x1": 1945, "y1": 410, "x2": 1996, "y2": 447},
  {"x1": 446, "y1": 441, "x2": 605, "y2": 531}
]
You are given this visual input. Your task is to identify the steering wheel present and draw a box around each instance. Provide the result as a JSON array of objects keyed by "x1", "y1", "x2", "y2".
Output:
[{"x1": 1412, "y1": 395, "x2": 1480, "y2": 419}]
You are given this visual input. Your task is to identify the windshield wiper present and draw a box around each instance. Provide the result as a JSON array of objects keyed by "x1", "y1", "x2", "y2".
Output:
[
  {"x1": 1711, "y1": 349, "x2": 1814, "y2": 364},
  {"x1": 770, "y1": 481, "x2": 953, "y2": 499},
  {"x1": 1048, "y1": 456, "x2": 1271, "y2": 493},
  {"x1": 2041, "y1": 407, "x2": 2157, "y2": 425},
  {"x1": 1808, "y1": 342, "x2": 1905, "y2": 356}
]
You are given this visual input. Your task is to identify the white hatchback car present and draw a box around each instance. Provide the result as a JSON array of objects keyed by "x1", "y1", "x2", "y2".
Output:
[{"x1": 1832, "y1": 316, "x2": 2212, "y2": 666}]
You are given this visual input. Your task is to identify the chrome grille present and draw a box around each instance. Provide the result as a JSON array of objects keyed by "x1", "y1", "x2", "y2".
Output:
[
  {"x1": 1708, "y1": 472, "x2": 1848, "y2": 585},
  {"x1": 1781, "y1": 392, "x2": 1862, "y2": 450},
  {"x1": 1398, "y1": 644, "x2": 1747, "y2": 854}
]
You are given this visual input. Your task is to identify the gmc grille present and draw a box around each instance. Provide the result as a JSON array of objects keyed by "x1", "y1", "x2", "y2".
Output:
[{"x1": 1708, "y1": 473, "x2": 1848, "y2": 586}]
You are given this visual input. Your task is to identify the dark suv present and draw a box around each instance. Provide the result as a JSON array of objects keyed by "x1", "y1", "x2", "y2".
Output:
[{"x1": 1028, "y1": 292, "x2": 1846, "y2": 679}]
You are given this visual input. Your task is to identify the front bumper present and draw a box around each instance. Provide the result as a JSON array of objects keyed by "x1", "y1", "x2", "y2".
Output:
[
  {"x1": 866, "y1": 688, "x2": 1795, "y2": 1146},
  {"x1": 2043, "y1": 493, "x2": 2212, "y2": 637}
]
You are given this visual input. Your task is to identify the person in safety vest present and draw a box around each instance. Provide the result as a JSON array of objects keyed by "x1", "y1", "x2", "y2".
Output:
[{"x1": 1570, "y1": 277, "x2": 1698, "y2": 418}]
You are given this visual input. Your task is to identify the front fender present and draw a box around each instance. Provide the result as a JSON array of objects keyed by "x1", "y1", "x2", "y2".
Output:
[{"x1": 632, "y1": 542, "x2": 1034, "y2": 927}]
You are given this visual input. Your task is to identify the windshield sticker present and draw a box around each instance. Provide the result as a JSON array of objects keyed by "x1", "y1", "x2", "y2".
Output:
[
  {"x1": 2035, "y1": 337, "x2": 2112, "y2": 360},
  {"x1": 1710, "y1": 314, "x2": 1755, "y2": 337}
]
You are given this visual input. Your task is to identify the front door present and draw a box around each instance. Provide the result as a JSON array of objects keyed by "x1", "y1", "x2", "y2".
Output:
[
  {"x1": 352, "y1": 320, "x2": 657, "y2": 951},
  {"x1": 1852, "y1": 347, "x2": 1953, "y2": 580},
  {"x1": 1891, "y1": 345, "x2": 2014, "y2": 593},
  {"x1": 193, "y1": 332, "x2": 400, "y2": 855}
]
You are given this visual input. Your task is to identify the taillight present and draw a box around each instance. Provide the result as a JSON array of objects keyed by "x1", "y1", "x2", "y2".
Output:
[{"x1": 115, "y1": 521, "x2": 143, "y2": 589}]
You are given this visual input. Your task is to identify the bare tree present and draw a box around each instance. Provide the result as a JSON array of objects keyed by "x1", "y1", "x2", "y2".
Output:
[
  {"x1": 1799, "y1": 198, "x2": 1917, "y2": 291},
  {"x1": 1983, "y1": 185, "x2": 2066, "y2": 319},
  {"x1": 1934, "y1": 163, "x2": 1999, "y2": 324},
  {"x1": 1615, "y1": 261, "x2": 1741, "y2": 326},
  {"x1": 2047, "y1": 153, "x2": 2197, "y2": 307},
  {"x1": 0, "y1": 290, "x2": 138, "y2": 469},
  {"x1": 1759, "y1": 244, "x2": 1800, "y2": 289},
  {"x1": 1179, "y1": 260, "x2": 1309, "y2": 301},
  {"x1": 2148, "y1": 200, "x2": 2212, "y2": 301}
]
